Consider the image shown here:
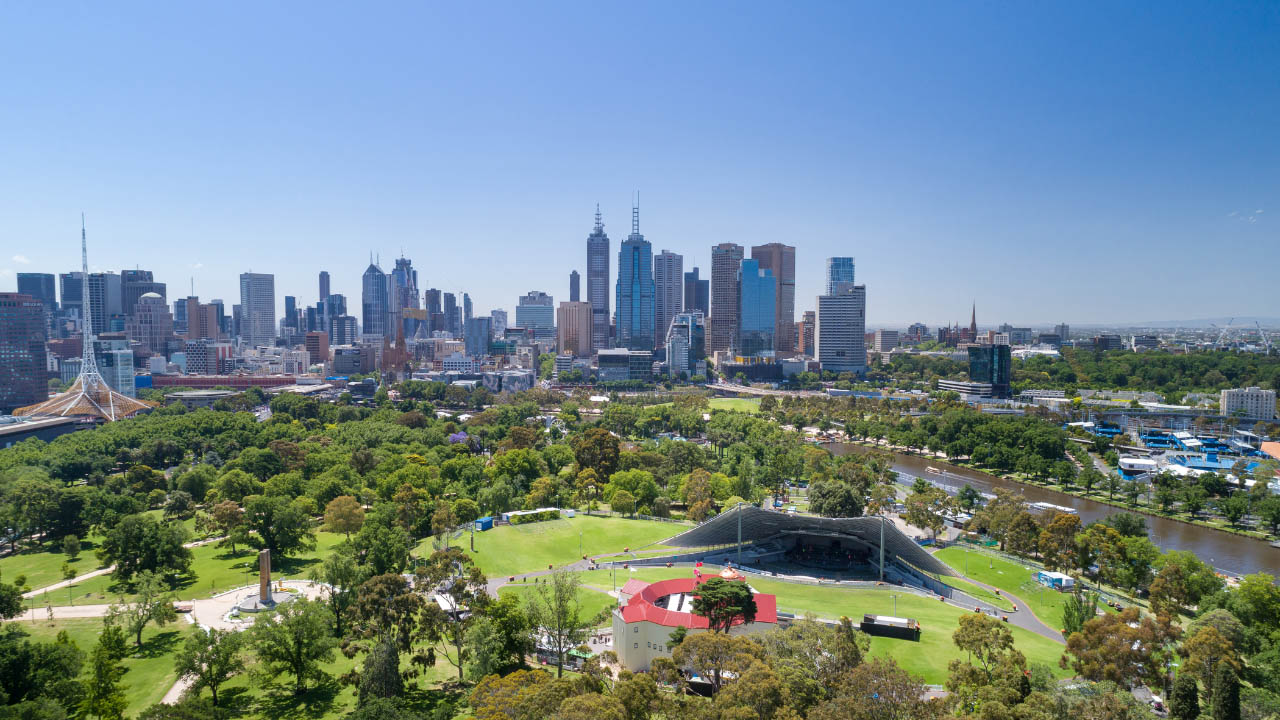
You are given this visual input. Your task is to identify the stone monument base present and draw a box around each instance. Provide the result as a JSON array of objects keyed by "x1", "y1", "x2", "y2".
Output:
[{"x1": 237, "y1": 591, "x2": 294, "y2": 613}]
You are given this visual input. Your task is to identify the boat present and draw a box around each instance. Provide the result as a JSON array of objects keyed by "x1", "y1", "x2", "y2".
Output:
[
  {"x1": 1029, "y1": 501, "x2": 1078, "y2": 515},
  {"x1": 926, "y1": 467, "x2": 942, "y2": 474}
]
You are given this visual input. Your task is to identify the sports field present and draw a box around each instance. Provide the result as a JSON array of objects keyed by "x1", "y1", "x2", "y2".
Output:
[
  {"x1": 708, "y1": 397, "x2": 761, "y2": 412},
  {"x1": 425, "y1": 514, "x2": 683, "y2": 579},
  {"x1": 933, "y1": 546, "x2": 1070, "y2": 625}
]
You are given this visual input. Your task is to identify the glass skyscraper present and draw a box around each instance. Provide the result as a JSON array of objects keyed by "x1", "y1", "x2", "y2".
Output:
[
  {"x1": 737, "y1": 259, "x2": 776, "y2": 357},
  {"x1": 586, "y1": 206, "x2": 611, "y2": 350},
  {"x1": 615, "y1": 204, "x2": 655, "y2": 351},
  {"x1": 826, "y1": 257, "x2": 856, "y2": 295}
]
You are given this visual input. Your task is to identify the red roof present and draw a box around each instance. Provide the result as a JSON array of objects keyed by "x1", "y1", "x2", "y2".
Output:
[
  {"x1": 619, "y1": 578, "x2": 650, "y2": 597},
  {"x1": 618, "y1": 576, "x2": 777, "y2": 628}
]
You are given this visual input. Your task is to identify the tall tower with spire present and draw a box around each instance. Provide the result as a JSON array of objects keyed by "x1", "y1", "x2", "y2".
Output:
[
  {"x1": 586, "y1": 204, "x2": 611, "y2": 350},
  {"x1": 14, "y1": 217, "x2": 151, "y2": 421},
  {"x1": 616, "y1": 195, "x2": 655, "y2": 350},
  {"x1": 970, "y1": 302, "x2": 977, "y2": 337}
]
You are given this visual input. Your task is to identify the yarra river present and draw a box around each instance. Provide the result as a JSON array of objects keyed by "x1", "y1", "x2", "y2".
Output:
[{"x1": 830, "y1": 443, "x2": 1280, "y2": 578}]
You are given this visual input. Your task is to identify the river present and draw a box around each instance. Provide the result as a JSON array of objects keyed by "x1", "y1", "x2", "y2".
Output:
[{"x1": 829, "y1": 443, "x2": 1280, "y2": 578}]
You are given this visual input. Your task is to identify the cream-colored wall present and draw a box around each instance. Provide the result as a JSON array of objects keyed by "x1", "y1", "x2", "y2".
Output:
[{"x1": 612, "y1": 609, "x2": 775, "y2": 672}]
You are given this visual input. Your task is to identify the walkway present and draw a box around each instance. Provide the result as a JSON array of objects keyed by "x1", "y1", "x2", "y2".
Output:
[{"x1": 22, "y1": 535, "x2": 227, "y2": 600}]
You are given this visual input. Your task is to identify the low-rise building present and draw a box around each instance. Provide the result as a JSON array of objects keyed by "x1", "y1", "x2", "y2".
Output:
[{"x1": 1221, "y1": 386, "x2": 1277, "y2": 421}]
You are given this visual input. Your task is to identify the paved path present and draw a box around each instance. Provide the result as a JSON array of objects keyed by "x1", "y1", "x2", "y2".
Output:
[{"x1": 22, "y1": 536, "x2": 227, "y2": 600}]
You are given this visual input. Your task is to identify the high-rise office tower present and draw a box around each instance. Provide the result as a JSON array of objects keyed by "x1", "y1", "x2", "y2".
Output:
[
  {"x1": 516, "y1": 291, "x2": 555, "y2": 340},
  {"x1": 443, "y1": 292, "x2": 461, "y2": 336},
  {"x1": 125, "y1": 293, "x2": 174, "y2": 355},
  {"x1": 751, "y1": 243, "x2": 795, "y2": 352},
  {"x1": 665, "y1": 311, "x2": 706, "y2": 378},
  {"x1": 490, "y1": 309, "x2": 508, "y2": 336},
  {"x1": 17, "y1": 273, "x2": 57, "y2": 312},
  {"x1": 683, "y1": 267, "x2": 709, "y2": 318},
  {"x1": 615, "y1": 202, "x2": 655, "y2": 351},
  {"x1": 1054, "y1": 323, "x2": 1070, "y2": 341},
  {"x1": 816, "y1": 283, "x2": 866, "y2": 375},
  {"x1": 968, "y1": 345, "x2": 1012, "y2": 398},
  {"x1": 238, "y1": 272, "x2": 276, "y2": 348},
  {"x1": 709, "y1": 243, "x2": 744, "y2": 353},
  {"x1": 390, "y1": 256, "x2": 419, "y2": 335},
  {"x1": 586, "y1": 205, "x2": 611, "y2": 350},
  {"x1": 121, "y1": 270, "x2": 164, "y2": 319},
  {"x1": 59, "y1": 272, "x2": 84, "y2": 318},
  {"x1": 826, "y1": 257, "x2": 856, "y2": 295},
  {"x1": 557, "y1": 301, "x2": 593, "y2": 357},
  {"x1": 209, "y1": 299, "x2": 228, "y2": 336},
  {"x1": 284, "y1": 295, "x2": 298, "y2": 334},
  {"x1": 0, "y1": 293, "x2": 49, "y2": 412},
  {"x1": 463, "y1": 293, "x2": 473, "y2": 323},
  {"x1": 798, "y1": 310, "x2": 815, "y2": 356},
  {"x1": 329, "y1": 315, "x2": 358, "y2": 346},
  {"x1": 738, "y1": 259, "x2": 776, "y2": 357},
  {"x1": 319, "y1": 271, "x2": 330, "y2": 302},
  {"x1": 464, "y1": 316, "x2": 492, "y2": 358},
  {"x1": 653, "y1": 250, "x2": 683, "y2": 348},
  {"x1": 361, "y1": 259, "x2": 389, "y2": 340},
  {"x1": 86, "y1": 272, "x2": 122, "y2": 335},
  {"x1": 569, "y1": 270, "x2": 580, "y2": 303}
]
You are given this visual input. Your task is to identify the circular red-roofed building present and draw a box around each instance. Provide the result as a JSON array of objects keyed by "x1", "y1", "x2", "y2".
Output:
[{"x1": 612, "y1": 572, "x2": 777, "y2": 672}]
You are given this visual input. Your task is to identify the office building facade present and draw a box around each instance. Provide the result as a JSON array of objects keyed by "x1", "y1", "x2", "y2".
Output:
[
  {"x1": 684, "y1": 267, "x2": 709, "y2": 318},
  {"x1": 737, "y1": 259, "x2": 776, "y2": 358},
  {"x1": 825, "y1": 257, "x2": 855, "y2": 295},
  {"x1": 125, "y1": 292, "x2": 174, "y2": 355},
  {"x1": 665, "y1": 311, "x2": 706, "y2": 378},
  {"x1": 361, "y1": 261, "x2": 390, "y2": 340},
  {"x1": 569, "y1": 270, "x2": 580, "y2": 303},
  {"x1": 751, "y1": 243, "x2": 795, "y2": 352},
  {"x1": 464, "y1": 317, "x2": 492, "y2": 358},
  {"x1": 1221, "y1": 387, "x2": 1276, "y2": 421},
  {"x1": 17, "y1": 273, "x2": 57, "y2": 312},
  {"x1": 557, "y1": 301, "x2": 593, "y2": 357},
  {"x1": 816, "y1": 285, "x2": 866, "y2": 375},
  {"x1": 586, "y1": 206, "x2": 611, "y2": 350},
  {"x1": 0, "y1": 293, "x2": 49, "y2": 412},
  {"x1": 516, "y1": 291, "x2": 555, "y2": 340},
  {"x1": 798, "y1": 310, "x2": 815, "y2": 356},
  {"x1": 710, "y1": 243, "x2": 744, "y2": 353},
  {"x1": 238, "y1": 272, "x2": 276, "y2": 348},
  {"x1": 653, "y1": 250, "x2": 683, "y2": 348},
  {"x1": 615, "y1": 208, "x2": 655, "y2": 351},
  {"x1": 967, "y1": 344, "x2": 1012, "y2": 398}
]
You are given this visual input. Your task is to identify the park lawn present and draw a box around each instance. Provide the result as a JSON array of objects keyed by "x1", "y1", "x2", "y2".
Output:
[
  {"x1": 498, "y1": 583, "x2": 617, "y2": 627},
  {"x1": 708, "y1": 397, "x2": 761, "y2": 412},
  {"x1": 423, "y1": 515, "x2": 683, "y2": 580},
  {"x1": 938, "y1": 575, "x2": 1015, "y2": 612},
  {"x1": 36, "y1": 531, "x2": 347, "y2": 607},
  {"x1": 598, "y1": 566, "x2": 1068, "y2": 684},
  {"x1": 0, "y1": 535, "x2": 105, "y2": 592},
  {"x1": 17, "y1": 616, "x2": 184, "y2": 715},
  {"x1": 933, "y1": 547, "x2": 1070, "y2": 627}
]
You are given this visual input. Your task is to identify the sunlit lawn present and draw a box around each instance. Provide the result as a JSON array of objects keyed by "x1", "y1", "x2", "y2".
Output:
[
  {"x1": 418, "y1": 514, "x2": 682, "y2": 580},
  {"x1": 498, "y1": 582, "x2": 616, "y2": 627},
  {"x1": 1, "y1": 534, "x2": 105, "y2": 592},
  {"x1": 933, "y1": 547, "x2": 1070, "y2": 626},
  {"x1": 708, "y1": 397, "x2": 761, "y2": 412}
]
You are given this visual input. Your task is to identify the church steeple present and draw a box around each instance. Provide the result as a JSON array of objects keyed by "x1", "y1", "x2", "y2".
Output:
[{"x1": 970, "y1": 302, "x2": 977, "y2": 335}]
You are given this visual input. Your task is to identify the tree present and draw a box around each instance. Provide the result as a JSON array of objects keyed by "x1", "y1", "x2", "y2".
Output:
[
  {"x1": 572, "y1": 428, "x2": 620, "y2": 478},
  {"x1": 309, "y1": 551, "x2": 370, "y2": 639},
  {"x1": 1150, "y1": 551, "x2": 1224, "y2": 616},
  {"x1": 610, "y1": 489, "x2": 636, "y2": 516},
  {"x1": 691, "y1": 577, "x2": 758, "y2": 634},
  {"x1": 465, "y1": 594, "x2": 533, "y2": 680},
  {"x1": 208, "y1": 500, "x2": 248, "y2": 553},
  {"x1": 1220, "y1": 493, "x2": 1250, "y2": 528},
  {"x1": 323, "y1": 495, "x2": 364, "y2": 539},
  {"x1": 756, "y1": 616, "x2": 868, "y2": 712},
  {"x1": 358, "y1": 638, "x2": 403, "y2": 705},
  {"x1": 80, "y1": 641, "x2": 128, "y2": 720},
  {"x1": 243, "y1": 494, "x2": 316, "y2": 558},
  {"x1": 98, "y1": 513, "x2": 192, "y2": 582},
  {"x1": 108, "y1": 570, "x2": 178, "y2": 646},
  {"x1": 525, "y1": 568, "x2": 596, "y2": 677},
  {"x1": 1005, "y1": 511, "x2": 1041, "y2": 558},
  {"x1": 809, "y1": 657, "x2": 942, "y2": 720},
  {"x1": 672, "y1": 632, "x2": 763, "y2": 694},
  {"x1": 555, "y1": 693, "x2": 627, "y2": 720},
  {"x1": 1213, "y1": 663, "x2": 1240, "y2": 720},
  {"x1": 1182, "y1": 625, "x2": 1240, "y2": 703},
  {"x1": 418, "y1": 548, "x2": 490, "y2": 682},
  {"x1": 250, "y1": 598, "x2": 338, "y2": 695},
  {"x1": 967, "y1": 488, "x2": 1027, "y2": 551},
  {"x1": 1038, "y1": 512, "x2": 1082, "y2": 571},
  {"x1": 1169, "y1": 673, "x2": 1199, "y2": 720},
  {"x1": 174, "y1": 627, "x2": 244, "y2": 706},
  {"x1": 1063, "y1": 607, "x2": 1180, "y2": 688},
  {"x1": 808, "y1": 480, "x2": 866, "y2": 518},
  {"x1": 62, "y1": 534, "x2": 81, "y2": 560},
  {"x1": 1062, "y1": 591, "x2": 1099, "y2": 637}
]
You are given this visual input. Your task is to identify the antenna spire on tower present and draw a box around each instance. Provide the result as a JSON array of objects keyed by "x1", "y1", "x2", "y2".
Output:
[
  {"x1": 594, "y1": 203, "x2": 603, "y2": 232},
  {"x1": 632, "y1": 192, "x2": 640, "y2": 235}
]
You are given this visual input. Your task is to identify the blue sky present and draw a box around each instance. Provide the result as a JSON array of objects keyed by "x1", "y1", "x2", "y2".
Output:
[{"x1": 1, "y1": 2, "x2": 1276, "y2": 326}]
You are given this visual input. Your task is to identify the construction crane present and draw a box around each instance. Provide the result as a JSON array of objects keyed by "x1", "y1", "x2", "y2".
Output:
[
  {"x1": 1216, "y1": 317, "x2": 1235, "y2": 348},
  {"x1": 1258, "y1": 321, "x2": 1273, "y2": 353}
]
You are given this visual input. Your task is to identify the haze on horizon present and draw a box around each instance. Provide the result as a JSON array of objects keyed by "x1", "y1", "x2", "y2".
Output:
[{"x1": 1, "y1": 2, "x2": 1276, "y2": 327}]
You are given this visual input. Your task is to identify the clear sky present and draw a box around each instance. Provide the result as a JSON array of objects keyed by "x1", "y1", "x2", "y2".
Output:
[{"x1": 1, "y1": 2, "x2": 1276, "y2": 327}]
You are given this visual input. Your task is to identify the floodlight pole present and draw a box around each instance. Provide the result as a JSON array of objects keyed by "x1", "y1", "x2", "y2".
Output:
[
  {"x1": 736, "y1": 503, "x2": 743, "y2": 566},
  {"x1": 879, "y1": 513, "x2": 885, "y2": 582}
]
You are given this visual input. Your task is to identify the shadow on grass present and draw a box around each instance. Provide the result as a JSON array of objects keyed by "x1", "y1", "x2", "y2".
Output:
[
  {"x1": 136, "y1": 629, "x2": 183, "y2": 659},
  {"x1": 255, "y1": 677, "x2": 343, "y2": 720}
]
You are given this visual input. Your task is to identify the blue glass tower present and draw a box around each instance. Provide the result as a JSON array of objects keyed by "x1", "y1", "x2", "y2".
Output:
[
  {"x1": 615, "y1": 200, "x2": 655, "y2": 351},
  {"x1": 738, "y1": 258, "x2": 776, "y2": 357},
  {"x1": 826, "y1": 257, "x2": 855, "y2": 295}
]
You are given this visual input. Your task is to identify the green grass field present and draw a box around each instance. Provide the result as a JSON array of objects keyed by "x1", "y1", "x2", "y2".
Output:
[
  {"x1": 933, "y1": 547, "x2": 1070, "y2": 627},
  {"x1": 598, "y1": 566, "x2": 1067, "y2": 684},
  {"x1": 17, "y1": 616, "x2": 183, "y2": 714},
  {"x1": 31, "y1": 532, "x2": 347, "y2": 607},
  {"x1": 708, "y1": 397, "x2": 761, "y2": 412},
  {"x1": 421, "y1": 515, "x2": 683, "y2": 580},
  {"x1": 937, "y1": 575, "x2": 1015, "y2": 611},
  {"x1": 498, "y1": 583, "x2": 616, "y2": 627},
  {"x1": 0, "y1": 535, "x2": 105, "y2": 592}
]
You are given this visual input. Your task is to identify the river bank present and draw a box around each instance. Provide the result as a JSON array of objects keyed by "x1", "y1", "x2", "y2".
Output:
[{"x1": 827, "y1": 441, "x2": 1280, "y2": 578}]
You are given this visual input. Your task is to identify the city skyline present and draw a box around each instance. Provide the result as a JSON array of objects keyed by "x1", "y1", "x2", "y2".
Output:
[{"x1": 1, "y1": 4, "x2": 1275, "y2": 324}]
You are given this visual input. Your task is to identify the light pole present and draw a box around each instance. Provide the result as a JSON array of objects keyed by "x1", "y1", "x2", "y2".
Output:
[{"x1": 580, "y1": 530, "x2": 583, "y2": 558}]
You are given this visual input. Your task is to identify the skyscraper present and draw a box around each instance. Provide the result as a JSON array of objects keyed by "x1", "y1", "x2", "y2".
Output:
[
  {"x1": 361, "y1": 260, "x2": 389, "y2": 340},
  {"x1": 799, "y1": 310, "x2": 815, "y2": 356},
  {"x1": 586, "y1": 205, "x2": 611, "y2": 350},
  {"x1": 125, "y1": 292, "x2": 174, "y2": 355},
  {"x1": 238, "y1": 272, "x2": 276, "y2": 348},
  {"x1": 121, "y1": 270, "x2": 164, "y2": 319},
  {"x1": 665, "y1": 311, "x2": 706, "y2": 379},
  {"x1": 569, "y1": 270, "x2": 580, "y2": 303},
  {"x1": 516, "y1": 291, "x2": 555, "y2": 340},
  {"x1": 490, "y1": 309, "x2": 508, "y2": 336},
  {"x1": 709, "y1": 243, "x2": 744, "y2": 353},
  {"x1": 443, "y1": 292, "x2": 461, "y2": 336},
  {"x1": 557, "y1": 301, "x2": 593, "y2": 357},
  {"x1": 615, "y1": 203, "x2": 655, "y2": 351},
  {"x1": 58, "y1": 272, "x2": 84, "y2": 319},
  {"x1": 463, "y1": 293, "x2": 473, "y2": 323},
  {"x1": 390, "y1": 256, "x2": 419, "y2": 335},
  {"x1": 968, "y1": 344, "x2": 1012, "y2": 398},
  {"x1": 683, "y1": 267, "x2": 709, "y2": 318},
  {"x1": 86, "y1": 272, "x2": 122, "y2": 335},
  {"x1": 653, "y1": 250, "x2": 683, "y2": 348},
  {"x1": 751, "y1": 243, "x2": 795, "y2": 352},
  {"x1": 17, "y1": 273, "x2": 57, "y2": 312},
  {"x1": 816, "y1": 284, "x2": 866, "y2": 375},
  {"x1": 319, "y1": 271, "x2": 330, "y2": 302},
  {"x1": 737, "y1": 259, "x2": 776, "y2": 357},
  {"x1": 826, "y1": 257, "x2": 855, "y2": 295},
  {"x1": 464, "y1": 316, "x2": 492, "y2": 358},
  {"x1": 0, "y1": 293, "x2": 49, "y2": 412}
]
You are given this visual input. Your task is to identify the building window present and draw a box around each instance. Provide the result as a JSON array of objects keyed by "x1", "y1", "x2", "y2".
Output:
[
  {"x1": 634, "y1": 627, "x2": 638, "y2": 633},
  {"x1": 633, "y1": 643, "x2": 638, "y2": 649}
]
